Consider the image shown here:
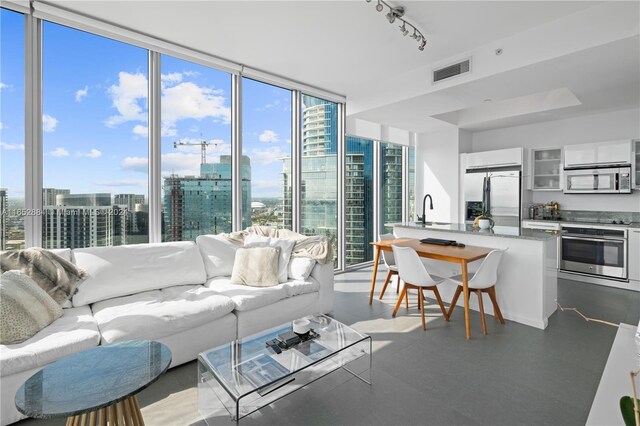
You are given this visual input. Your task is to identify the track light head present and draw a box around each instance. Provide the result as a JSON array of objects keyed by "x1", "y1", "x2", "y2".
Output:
[
  {"x1": 418, "y1": 39, "x2": 427, "y2": 51},
  {"x1": 375, "y1": 1, "x2": 383, "y2": 12},
  {"x1": 365, "y1": 0, "x2": 372, "y2": 2},
  {"x1": 400, "y1": 23, "x2": 409, "y2": 36},
  {"x1": 386, "y1": 12, "x2": 395, "y2": 23}
]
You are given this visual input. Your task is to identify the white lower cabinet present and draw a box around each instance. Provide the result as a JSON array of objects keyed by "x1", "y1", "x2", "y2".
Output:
[{"x1": 630, "y1": 229, "x2": 640, "y2": 282}]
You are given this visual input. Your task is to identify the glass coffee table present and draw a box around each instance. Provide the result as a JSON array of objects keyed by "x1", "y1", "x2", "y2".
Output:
[{"x1": 197, "y1": 315, "x2": 371, "y2": 424}]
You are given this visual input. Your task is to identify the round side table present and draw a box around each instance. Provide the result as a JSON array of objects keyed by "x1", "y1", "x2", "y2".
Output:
[{"x1": 15, "y1": 340, "x2": 171, "y2": 426}]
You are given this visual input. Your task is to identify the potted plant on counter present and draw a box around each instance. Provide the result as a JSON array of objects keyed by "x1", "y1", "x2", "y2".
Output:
[{"x1": 473, "y1": 209, "x2": 494, "y2": 230}]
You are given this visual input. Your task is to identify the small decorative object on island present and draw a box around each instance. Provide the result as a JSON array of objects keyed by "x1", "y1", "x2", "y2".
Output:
[{"x1": 473, "y1": 209, "x2": 494, "y2": 230}]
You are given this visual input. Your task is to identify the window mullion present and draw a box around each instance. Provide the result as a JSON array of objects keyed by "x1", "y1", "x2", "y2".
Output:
[{"x1": 148, "y1": 51, "x2": 161, "y2": 243}]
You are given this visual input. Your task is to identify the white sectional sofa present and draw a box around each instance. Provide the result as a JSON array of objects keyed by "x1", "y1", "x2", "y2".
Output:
[{"x1": 0, "y1": 237, "x2": 334, "y2": 426}]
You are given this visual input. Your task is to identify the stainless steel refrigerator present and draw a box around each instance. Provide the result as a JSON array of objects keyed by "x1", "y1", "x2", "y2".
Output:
[{"x1": 463, "y1": 166, "x2": 521, "y2": 227}]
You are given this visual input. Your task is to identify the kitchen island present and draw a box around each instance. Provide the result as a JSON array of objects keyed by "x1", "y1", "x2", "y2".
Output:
[{"x1": 389, "y1": 222, "x2": 560, "y2": 330}]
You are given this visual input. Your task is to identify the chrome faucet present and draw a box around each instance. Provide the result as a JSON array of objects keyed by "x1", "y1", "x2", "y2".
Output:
[{"x1": 417, "y1": 194, "x2": 434, "y2": 224}]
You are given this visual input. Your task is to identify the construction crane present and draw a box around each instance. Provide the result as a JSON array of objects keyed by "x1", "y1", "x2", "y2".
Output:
[{"x1": 173, "y1": 138, "x2": 217, "y2": 165}]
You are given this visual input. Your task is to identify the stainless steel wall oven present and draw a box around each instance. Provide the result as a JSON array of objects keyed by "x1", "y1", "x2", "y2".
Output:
[{"x1": 560, "y1": 224, "x2": 628, "y2": 280}]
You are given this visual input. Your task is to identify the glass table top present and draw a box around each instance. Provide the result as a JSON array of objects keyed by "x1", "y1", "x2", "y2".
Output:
[
  {"x1": 198, "y1": 315, "x2": 370, "y2": 400},
  {"x1": 15, "y1": 340, "x2": 171, "y2": 419}
]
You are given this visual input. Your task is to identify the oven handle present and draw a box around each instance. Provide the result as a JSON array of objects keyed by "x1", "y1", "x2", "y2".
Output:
[{"x1": 561, "y1": 235, "x2": 626, "y2": 243}]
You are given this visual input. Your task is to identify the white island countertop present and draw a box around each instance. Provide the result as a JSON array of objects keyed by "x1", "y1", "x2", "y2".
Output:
[{"x1": 391, "y1": 222, "x2": 561, "y2": 241}]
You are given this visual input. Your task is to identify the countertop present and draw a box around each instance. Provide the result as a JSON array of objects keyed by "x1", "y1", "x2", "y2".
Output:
[
  {"x1": 391, "y1": 222, "x2": 561, "y2": 241},
  {"x1": 523, "y1": 219, "x2": 640, "y2": 229}
]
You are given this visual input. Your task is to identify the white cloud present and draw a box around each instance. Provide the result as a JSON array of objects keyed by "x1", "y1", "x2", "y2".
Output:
[
  {"x1": 259, "y1": 130, "x2": 279, "y2": 143},
  {"x1": 121, "y1": 156, "x2": 148, "y2": 173},
  {"x1": 250, "y1": 146, "x2": 287, "y2": 165},
  {"x1": 42, "y1": 114, "x2": 58, "y2": 132},
  {"x1": 0, "y1": 122, "x2": 4, "y2": 130},
  {"x1": 189, "y1": 125, "x2": 199, "y2": 133},
  {"x1": 75, "y1": 86, "x2": 89, "y2": 102},
  {"x1": 160, "y1": 152, "x2": 201, "y2": 176},
  {"x1": 161, "y1": 72, "x2": 183, "y2": 85},
  {"x1": 0, "y1": 82, "x2": 9, "y2": 91},
  {"x1": 1, "y1": 142, "x2": 24, "y2": 150},
  {"x1": 94, "y1": 179, "x2": 146, "y2": 187},
  {"x1": 161, "y1": 81, "x2": 230, "y2": 134},
  {"x1": 256, "y1": 98, "x2": 282, "y2": 111},
  {"x1": 132, "y1": 125, "x2": 148, "y2": 137},
  {"x1": 50, "y1": 147, "x2": 70, "y2": 157},
  {"x1": 76, "y1": 149, "x2": 102, "y2": 158},
  {"x1": 105, "y1": 72, "x2": 148, "y2": 127}
]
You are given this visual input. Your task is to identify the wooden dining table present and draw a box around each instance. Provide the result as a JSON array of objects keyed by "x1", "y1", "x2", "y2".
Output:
[{"x1": 369, "y1": 238, "x2": 493, "y2": 340}]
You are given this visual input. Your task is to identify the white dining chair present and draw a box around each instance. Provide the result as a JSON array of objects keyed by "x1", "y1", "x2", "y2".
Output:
[
  {"x1": 447, "y1": 249, "x2": 506, "y2": 335},
  {"x1": 378, "y1": 233, "x2": 401, "y2": 300},
  {"x1": 391, "y1": 245, "x2": 449, "y2": 330}
]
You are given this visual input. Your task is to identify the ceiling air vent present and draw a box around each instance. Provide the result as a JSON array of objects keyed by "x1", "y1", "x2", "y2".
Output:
[{"x1": 433, "y1": 59, "x2": 471, "y2": 83}]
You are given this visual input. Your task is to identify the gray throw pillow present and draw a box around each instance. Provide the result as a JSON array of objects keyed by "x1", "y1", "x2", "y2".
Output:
[
  {"x1": 230, "y1": 247, "x2": 280, "y2": 287},
  {"x1": 0, "y1": 248, "x2": 87, "y2": 306},
  {"x1": 0, "y1": 270, "x2": 64, "y2": 345}
]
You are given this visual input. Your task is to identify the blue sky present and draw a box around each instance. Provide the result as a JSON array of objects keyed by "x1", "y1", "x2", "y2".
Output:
[{"x1": 1, "y1": 10, "x2": 292, "y2": 200}]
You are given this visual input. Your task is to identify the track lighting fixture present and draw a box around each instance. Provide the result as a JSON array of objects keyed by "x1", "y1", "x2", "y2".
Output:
[
  {"x1": 386, "y1": 12, "x2": 396, "y2": 23},
  {"x1": 365, "y1": 1, "x2": 427, "y2": 51}
]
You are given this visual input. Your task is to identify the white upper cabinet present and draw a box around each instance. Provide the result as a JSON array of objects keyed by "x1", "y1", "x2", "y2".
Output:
[
  {"x1": 564, "y1": 140, "x2": 632, "y2": 169},
  {"x1": 633, "y1": 140, "x2": 639, "y2": 189},
  {"x1": 465, "y1": 147, "x2": 522, "y2": 170}
]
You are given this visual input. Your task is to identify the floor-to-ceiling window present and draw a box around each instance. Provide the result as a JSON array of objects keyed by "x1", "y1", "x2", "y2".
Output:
[
  {"x1": 160, "y1": 55, "x2": 232, "y2": 241},
  {"x1": 1, "y1": 9, "x2": 25, "y2": 250},
  {"x1": 300, "y1": 94, "x2": 338, "y2": 266},
  {"x1": 42, "y1": 22, "x2": 149, "y2": 249},
  {"x1": 345, "y1": 136, "x2": 374, "y2": 266},
  {"x1": 241, "y1": 78, "x2": 292, "y2": 230},
  {"x1": 380, "y1": 142, "x2": 404, "y2": 234}
]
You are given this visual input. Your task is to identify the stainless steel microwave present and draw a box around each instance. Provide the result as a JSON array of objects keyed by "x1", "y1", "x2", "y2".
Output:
[{"x1": 564, "y1": 166, "x2": 632, "y2": 194}]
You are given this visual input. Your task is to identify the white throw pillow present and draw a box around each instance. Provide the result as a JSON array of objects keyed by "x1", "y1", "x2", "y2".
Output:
[
  {"x1": 244, "y1": 235, "x2": 295, "y2": 283},
  {"x1": 230, "y1": 247, "x2": 280, "y2": 287},
  {"x1": 288, "y1": 257, "x2": 316, "y2": 280},
  {"x1": 196, "y1": 235, "x2": 242, "y2": 278}
]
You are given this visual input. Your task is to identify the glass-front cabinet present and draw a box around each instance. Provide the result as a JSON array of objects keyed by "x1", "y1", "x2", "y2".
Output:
[
  {"x1": 634, "y1": 139, "x2": 640, "y2": 189},
  {"x1": 531, "y1": 148, "x2": 562, "y2": 191}
]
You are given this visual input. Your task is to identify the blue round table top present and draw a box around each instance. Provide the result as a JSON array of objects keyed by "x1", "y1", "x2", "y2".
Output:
[{"x1": 15, "y1": 340, "x2": 171, "y2": 419}]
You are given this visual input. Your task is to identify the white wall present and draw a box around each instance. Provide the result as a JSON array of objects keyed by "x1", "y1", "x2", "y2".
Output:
[
  {"x1": 416, "y1": 129, "x2": 463, "y2": 223},
  {"x1": 471, "y1": 108, "x2": 640, "y2": 212}
]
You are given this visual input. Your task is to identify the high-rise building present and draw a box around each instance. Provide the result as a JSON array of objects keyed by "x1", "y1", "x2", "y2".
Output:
[
  {"x1": 345, "y1": 138, "x2": 374, "y2": 265},
  {"x1": 114, "y1": 194, "x2": 148, "y2": 244},
  {"x1": 42, "y1": 188, "x2": 70, "y2": 206},
  {"x1": 42, "y1": 191, "x2": 127, "y2": 249},
  {"x1": 381, "y1": 143, "x2": 403, "y2": 233},
  {"x1": 163, "y1": 155, "x2": 251, "y2": 241},
  {"x1": 0, "y1": 188, "x2": 7, "y2": 250}
]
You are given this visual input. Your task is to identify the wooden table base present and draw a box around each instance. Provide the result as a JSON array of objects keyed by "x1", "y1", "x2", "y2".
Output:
[{"x1": 65, "y1": 395, "x2": 144, "y2": 426}]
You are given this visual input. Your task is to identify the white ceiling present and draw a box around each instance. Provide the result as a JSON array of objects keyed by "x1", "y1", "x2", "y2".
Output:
[{"x1": 47, "y1": 1, "x2": 639, "y2": 134}]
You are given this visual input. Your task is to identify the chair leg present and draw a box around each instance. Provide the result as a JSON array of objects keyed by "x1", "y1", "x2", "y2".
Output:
[
  {"x1": 431, "y1": 287, "x2": 449, "y2": 321},
  {"x1": 487, "y1": 286, "x2": 505, "y2": 324},
  {"x1": 418, "y1": 287, "x2": 426, "y2": 330},
  {"x1": 476, "y1": 290, "x2": 488, "y2": 335},
  {"x1": 378, "y1": 270, "x2": 394, "y2": 300},
  {"x1": 404, "y1": 282, "x2": 409, "y2": 309},
  {"x1": 396, "y1": 275, "x2": 400, "y2": 293},
  {"x1": 393, "y1": 284, "x2": 408, "y2": 317},
  {"x1": 447, "y1": 285, "x2": 463, "y2": 318}
]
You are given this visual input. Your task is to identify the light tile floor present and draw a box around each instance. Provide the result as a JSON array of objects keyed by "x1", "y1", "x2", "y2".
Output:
[{"x1": 17, "y1": 269, "x2": 640, "y2": 425}]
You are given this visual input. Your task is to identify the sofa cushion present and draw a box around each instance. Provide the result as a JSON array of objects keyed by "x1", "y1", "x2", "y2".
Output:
[
  {"x1": 196, "y1": 235, "x2": 241, "y2": 279},
  {"x1": 205, "y1": 276, "x2": 319, "y2": 311},
  {"x1": 91, "y1": 284, "x2": 235, "y2": 344},
  {"x1": 206, "y1": 277, "x2": 289, "y2": 311},
  {"x1": 0, "y1": 271, "x2": 64, "y2": 345},
  {"x1": 284, "y1": 278, "x2": 320, "y2": 298},
  {"x1": 244, "y1": 235, "x2": 295, "y2": 283},
  {"x1": 0, "y1": 305, "x2": 100, "y2": 377},
  {"x1": 72, "y1": 242, "x2": 207, "y2": 306}
]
